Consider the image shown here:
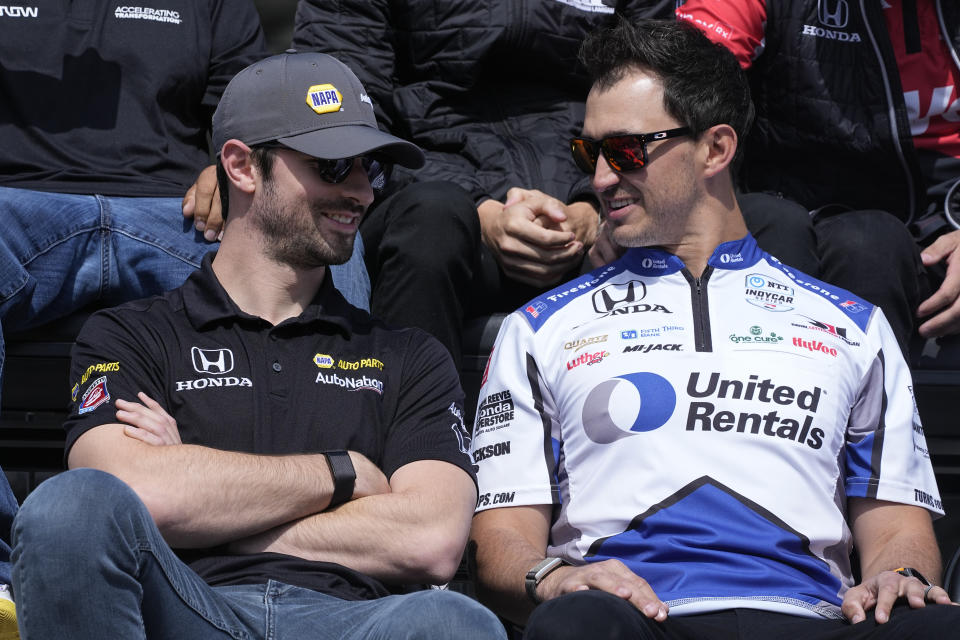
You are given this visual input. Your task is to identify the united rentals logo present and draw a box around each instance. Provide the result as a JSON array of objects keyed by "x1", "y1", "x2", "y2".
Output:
[
  {"x1": 686, "y1": 371, "x2": 825, "y2": 449},
  {"x1": 192, "y1": 347, "x2": 234, "y2": 375},
  {"x1": 581, "y1": 372, "x2": 677, "y2": 443},
  {"x1": 114, "y1": 6, "x2": 181, "y2": 24}
]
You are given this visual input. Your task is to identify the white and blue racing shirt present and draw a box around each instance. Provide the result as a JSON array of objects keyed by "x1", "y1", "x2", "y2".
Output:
[{"x1": 471, "y1": 234, "x2": 942, "y2": 619}]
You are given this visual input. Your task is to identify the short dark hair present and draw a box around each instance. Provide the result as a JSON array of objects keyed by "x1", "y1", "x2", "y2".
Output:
[
  {"x1": 579, "y1": 18, "x2": 754, "y2": 160},
  {"x1": 215, "y1": 144, "x2": 277, "y2": 220}
]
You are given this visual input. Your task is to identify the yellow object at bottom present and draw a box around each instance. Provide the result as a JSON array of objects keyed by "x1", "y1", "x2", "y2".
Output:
[{"x1": 0, "y1": 598, "x2": 18, "y2": 640}]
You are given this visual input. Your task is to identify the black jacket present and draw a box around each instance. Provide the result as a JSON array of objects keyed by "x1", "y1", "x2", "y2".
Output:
[
  {"x1": 293, "y1": 0, "x2": 674, "y2": 205},
  {"x1": 731, "y1": 0, "x2": 960, "y2": 224}
]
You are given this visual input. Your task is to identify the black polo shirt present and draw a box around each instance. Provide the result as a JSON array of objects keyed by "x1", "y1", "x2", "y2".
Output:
[
  {"x1": 0, "y1": 0, "x2": 266, "y2": 196},
  {"x1": 64, "y1": 254, "x2": 475, "y2": 599}
]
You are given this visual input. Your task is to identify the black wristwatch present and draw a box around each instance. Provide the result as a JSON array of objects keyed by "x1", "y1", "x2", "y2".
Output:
[
  {"x1": 524, "y1": 557, "x2": 567, "y2": 604},
  {"x1": 894, "y1": 567, "x2": 932, "y2": 586},
  {"x1": 323, "y1": 450, "x2": 356, "y2": 508}
]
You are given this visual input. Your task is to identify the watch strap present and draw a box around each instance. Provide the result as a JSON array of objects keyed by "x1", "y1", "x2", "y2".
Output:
[
  {"x1": 894, "y1": 567, "x2": 932, "y2": 586},
  {"x1": 525, "y1": 557, "x2": 566, "y2": 604},
  {"x1": 323, "y1": 450, "x2": 356, "y2": 508}
]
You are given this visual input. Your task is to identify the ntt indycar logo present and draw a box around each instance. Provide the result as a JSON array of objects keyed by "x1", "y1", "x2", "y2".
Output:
[
  {"x1": 114, "y1": 6, "x2": 182, "y2": 24},
  {"x1": 744, "y1": 274, "x2": 794, "y2": 311},
  {"x1": 315, "y1": 372, "x2": 384, "y2": 394}
]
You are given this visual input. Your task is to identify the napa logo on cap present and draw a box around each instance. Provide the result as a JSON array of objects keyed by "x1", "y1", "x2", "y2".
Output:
[{"x1": 306, "y1": 84, "x2": 342, "y2": 115}]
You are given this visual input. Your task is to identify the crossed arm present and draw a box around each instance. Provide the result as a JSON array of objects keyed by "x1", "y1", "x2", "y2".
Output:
[
  {"x1": 470, "y1": 499, "x2": 951, "y2": 626},
  {"x1": 70, "y1": 396, "x2": 477, "y2": 585}
]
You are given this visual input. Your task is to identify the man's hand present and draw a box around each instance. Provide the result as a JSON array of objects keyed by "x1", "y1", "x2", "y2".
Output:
[
  {"x1": 478, "y1": 188, "x2": 598, "y2": 287},
  {"x1": 841, "y1": 569, "x2": 952, "y2": 624},
  {"x1": 116, "y1": 392, "x2": 181, "y2": 445},
  {"x1": 918, "y1": 229, "x2": 960, "y2": 337},
  {"x1": 588, "y1": 220, "x2": 627, "y2": 268},
  {"x1": 182, "y1": 165, "x2": 223, "y2": 242},
  {"x1": 537, "y1": 559, "x2": 668, "y2": 621}
]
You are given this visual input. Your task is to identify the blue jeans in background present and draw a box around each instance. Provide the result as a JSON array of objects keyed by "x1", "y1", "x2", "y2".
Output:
[
  {"x1": 0, "y1": 186, "x2": 370, "y2": 405},
  {"x1": 11, "y1": 469, "x2": 505, "y2": 640},
  {"x1": 0, "y1": 470, "x2": 15, "y2": 586}
]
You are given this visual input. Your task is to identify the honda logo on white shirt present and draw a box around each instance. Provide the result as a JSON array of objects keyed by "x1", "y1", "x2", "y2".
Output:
[{"x1": 191, "y1": 347, "x2": 234, "y2": 374}]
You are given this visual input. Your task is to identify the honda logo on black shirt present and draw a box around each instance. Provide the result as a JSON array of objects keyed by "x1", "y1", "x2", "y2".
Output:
[
  {"x1": 191, "y1": 347, "x2": 234, "y2": 374},
  {"x1": 818, "y1": 0, "x2": 848, "y2": 28}
]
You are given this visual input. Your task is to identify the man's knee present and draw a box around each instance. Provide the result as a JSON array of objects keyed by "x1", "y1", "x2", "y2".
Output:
[
  {"x1": 13, "y1": 469, "x2": 142, "y2": 548},
  {"x1": 524, "y1": 591, "x2": 655, "y2": 640},
  {"x1": 392, "y1": 590, "x2": 507, "y2": 639}
]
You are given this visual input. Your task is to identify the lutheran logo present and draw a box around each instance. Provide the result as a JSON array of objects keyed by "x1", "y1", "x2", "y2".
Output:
[{"x1": 114, "y1": 6, "x2": 182, "y2": 24}]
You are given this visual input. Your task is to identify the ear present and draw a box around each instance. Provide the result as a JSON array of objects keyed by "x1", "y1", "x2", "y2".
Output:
[
  {"x1": 220, "y1": 139, "x2": 257, "y2": 195},
  {"x1": 700, "y1": 124, "x2": 738, "y2": 179}
]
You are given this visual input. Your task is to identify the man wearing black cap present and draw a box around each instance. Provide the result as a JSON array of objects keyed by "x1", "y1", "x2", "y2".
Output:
[{"x1": 9, "y1": 52, "x2": 506, "y2": 640}]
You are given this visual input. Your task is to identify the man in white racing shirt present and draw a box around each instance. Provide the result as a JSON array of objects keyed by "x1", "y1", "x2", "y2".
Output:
[{"x1": 468, "y1": 17, "x2": 959, "y2": 640}]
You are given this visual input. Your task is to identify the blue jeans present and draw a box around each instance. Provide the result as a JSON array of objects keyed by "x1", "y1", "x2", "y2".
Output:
[
  {"x1": 0, "y1": 470, "x2": 15, "y2": 586},
  {"x1": 11, "y1": 470, "x2": 506, "y2": 639},
  {"x1": 0, "y1": 187, "x2": 370, "y2": 402}
]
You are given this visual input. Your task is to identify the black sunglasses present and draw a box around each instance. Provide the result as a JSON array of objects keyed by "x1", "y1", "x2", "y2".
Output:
[
  {"x1": 570, "y1": 127, "x2": 691, "y2": 174},
  {"x1": 255, "y1": 143, "x2": 392, "y2": 189}
]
